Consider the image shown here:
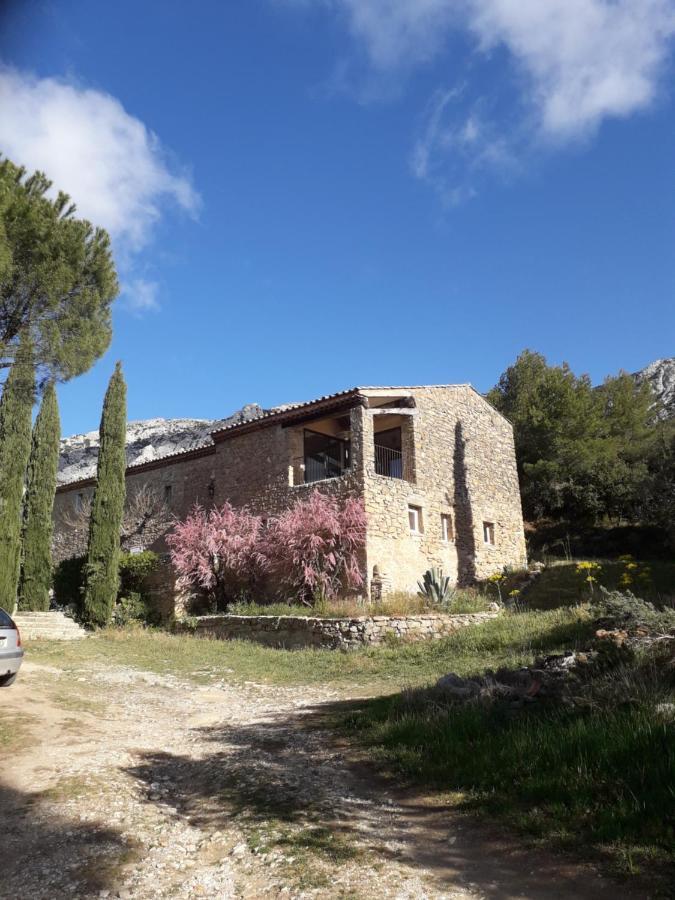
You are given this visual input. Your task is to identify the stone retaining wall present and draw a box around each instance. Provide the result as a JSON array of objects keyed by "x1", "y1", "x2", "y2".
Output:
[{"x1": 178, "y1": 611, "x2": 500, "y2": 650}]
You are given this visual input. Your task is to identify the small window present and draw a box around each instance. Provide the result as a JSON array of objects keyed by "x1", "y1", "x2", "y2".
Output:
[
  {"x1": 75, "y1": 492, "x2": 84, "y2": 511},
  {"x1": 441, "y1": 513, "x2": 453, "y2": 542},
  {"x1": 483, "y1": 521, "x2": 495, "y2": 545},
  {"x1": 207, "y1": 478, "x2": 215, "y2": 500},
  {"x1": 408, "y1": 505, "x2": 423, "y2": 534},
  {"x1": 164, "y1": 484, "x2": 173, "y2": 505}
]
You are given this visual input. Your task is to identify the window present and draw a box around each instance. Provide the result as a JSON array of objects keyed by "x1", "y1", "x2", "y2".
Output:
[
  {"x1": 441, "y1": 513, "x2": 453, "y2": 542},
  {"x1": 208, "y1": 478, "x2": 215, "y2": 500},
  {"x1": 483, "y1": 521, "x2": 495, "y2": 545},
  {"x1": 164, "y1": 484, "x2": 173, "y2": 505},
  {"x1": 75, "y1": 492, "x2": 85, "y2": 511},
  {"x1": 408, "y1": 505, "x2": 423, "y2": 534}
]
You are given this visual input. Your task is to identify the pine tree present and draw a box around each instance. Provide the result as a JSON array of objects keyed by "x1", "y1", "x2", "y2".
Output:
[
  {"x1": 18, "y1": 382, "x2": 61, "y2": 611},
  {"x1": 83, "y1": 362, "x2": 127, "y2": 626},
  {"x1": 0, "y1": 335, "x2": 35, "y2": 610},
  {"x1": 0, "y1": 157, "x2": 118, "y2": 382}
]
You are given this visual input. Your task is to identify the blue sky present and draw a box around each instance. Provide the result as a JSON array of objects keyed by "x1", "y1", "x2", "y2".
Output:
[{"x1": 1, "y1": 0, "x2": 674, "y2": 436}]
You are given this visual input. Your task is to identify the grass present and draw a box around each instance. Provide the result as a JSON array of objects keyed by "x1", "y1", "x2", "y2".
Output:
[
  {"x1": 522, "y1": 559, "x2": 675, "y2": 610},
  {"x1": 27, "y1": 606, "x2": 594, "y2": 689},
  {"x1": 228, "y1": 589, "x2": 492, "y2": 619},
  {"x1": 337, "y1": 645, "x2": 675, "y2": 889},
  {"x1": 0, "y1": 709, "x2": 32, "y2": 753},
  {"x1": 24, "y1": 579, "x2": 674, "y2": 889}
]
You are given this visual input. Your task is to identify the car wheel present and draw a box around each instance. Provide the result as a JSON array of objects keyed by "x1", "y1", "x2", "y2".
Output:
[{"x1": 0, "y1": 673, "x2": 17, "y2": 687}]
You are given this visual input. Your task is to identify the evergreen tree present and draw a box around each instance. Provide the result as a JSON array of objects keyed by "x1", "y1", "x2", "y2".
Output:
[
  {"x1": 0, "y1": 335, "x2": 35, "y2": 609},
  {"x1": 83, "y1": 363, "x2": 127, "y2": 626},
  {"x1": 18, "y1": 382, "x2": 61, "y2": 611},
  {"x1": 488, "y1": 350, "x2": 658, "y2": 523},
  {"x1": 0, "y1": 157, "x2": 118, "y2": 382}
]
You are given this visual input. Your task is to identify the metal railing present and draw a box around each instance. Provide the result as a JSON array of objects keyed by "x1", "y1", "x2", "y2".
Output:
[
  {"x1": 304, "y1": 456, "x2": 348, "y2": 483},
  {"x1": 374, "y1": 444, "x2": 405, "y2": 479}
]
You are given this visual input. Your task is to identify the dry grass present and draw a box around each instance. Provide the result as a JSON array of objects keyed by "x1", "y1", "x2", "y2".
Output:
[{"x1": 229, "y1": 589, "x2": 493, "y2": 619}]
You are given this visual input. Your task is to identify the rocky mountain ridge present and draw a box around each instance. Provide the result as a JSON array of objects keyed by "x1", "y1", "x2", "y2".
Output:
[
  {"x1": 633, "y1": 357, "x2": 675, "y2": 420},
  {"x1": 58, "y1": 404, "x2": 264, "y2": 485}
]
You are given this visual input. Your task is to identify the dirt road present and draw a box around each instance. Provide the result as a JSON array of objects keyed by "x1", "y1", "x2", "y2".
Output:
[{"x1": 0, "y1": 657, "x2": 644, "y2": 899}]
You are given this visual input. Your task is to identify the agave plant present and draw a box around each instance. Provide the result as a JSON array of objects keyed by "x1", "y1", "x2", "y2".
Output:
[{"x1": 417, "y1": 567, "x2": 453, "y2": 605}]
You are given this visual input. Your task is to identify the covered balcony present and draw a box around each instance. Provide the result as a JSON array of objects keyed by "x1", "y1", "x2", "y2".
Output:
[
  {"x1": 285, "y1": 388, "x2": 416, "y2": 486},
  {"x1": 373, "y1": 409, "x2": 415, "y2": 482},
  {"x1": 289, "y1": 411, "x2": 353, "y2": 485}
]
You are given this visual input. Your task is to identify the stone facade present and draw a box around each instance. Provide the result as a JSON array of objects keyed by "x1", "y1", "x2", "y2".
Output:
[
  {"x1": 53, "y1": 384, "x2": 527, "y2": 604},
  {"x1": 177, "y1": 611, "x2": 500, "y2": 650}
]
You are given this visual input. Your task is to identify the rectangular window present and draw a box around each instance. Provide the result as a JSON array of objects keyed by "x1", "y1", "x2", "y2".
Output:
[
  {"x1": 441, "y1": 513, "x2": 453, "y2": 542},
  {"x1": 164, "y1": 484, "x2": 173, "y2": 505},
  {"x1": 483, "y1": 521, "x2": 495, "y2": 545},
  {"x1": 408, "y1": 505, "x2": 423, "y2": 534}
]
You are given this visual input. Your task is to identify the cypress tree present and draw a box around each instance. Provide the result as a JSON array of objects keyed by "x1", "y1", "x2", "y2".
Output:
[
  {"x1": 18, "y1": 383, "x2": 61, "y2": 611},
  {"x1": 0, "y1": 335, "x2": 36, "y2": 610},
  {"x1": 83, "y1": 362, "x2": 127, "y2": 626}
]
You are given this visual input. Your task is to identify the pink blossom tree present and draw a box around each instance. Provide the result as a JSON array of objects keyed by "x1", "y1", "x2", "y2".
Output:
[
  {"x1": 167, "y1": 502, "x2": 267, "y2": 610},
  {"x1": 265, "y1": 491, "x2": 366, "y2": 604}
]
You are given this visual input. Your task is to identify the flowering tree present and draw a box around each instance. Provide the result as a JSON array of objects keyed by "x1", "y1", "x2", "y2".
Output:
[
  {"x1": 265, "y1": 491, "x2": 366, "y2": 604},
  {"x1": 167, "y1": 503, "x2": 266, "y2": 609}
]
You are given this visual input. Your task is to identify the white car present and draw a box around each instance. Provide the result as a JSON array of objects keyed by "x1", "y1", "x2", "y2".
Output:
[{"x1": 0, "y1": 608, "x2": 24, "y2": 687}]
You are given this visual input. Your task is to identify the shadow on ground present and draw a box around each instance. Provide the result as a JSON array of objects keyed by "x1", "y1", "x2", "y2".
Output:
[
  {"x1": 0, "y1": 780, "x2": 134, "y2": 898},
  {"x1": 125, "y1": 697, "x2": 653, "y2": 900}
]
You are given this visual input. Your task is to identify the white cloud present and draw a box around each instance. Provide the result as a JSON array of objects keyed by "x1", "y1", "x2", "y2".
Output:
[
  {"x1": 0, "y1": 66, "x2": 200, "y2": 251},
  {"x1": 325, "y1": 0, "x2": 675, "y2": 140},
  {"x1": 295, "y1": 0, "x2": 675, "y2": 198},
  {"x1": 467, "y1": 0, "x2": 675, "y2": 140},
  {"x1": 332, "y1": 0, "x2": 456, "y2": 71},
  {"x1": 122, "y1": 279, "x2": 161, "y2": 315},
  {"x1": 411, "y1": 88, "x2": 516, "y2": 204}
]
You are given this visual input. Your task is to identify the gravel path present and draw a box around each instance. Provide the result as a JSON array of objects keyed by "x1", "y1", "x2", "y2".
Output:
[{"x1": 0, "y1": 659, "x2": 645, "y2": 899}]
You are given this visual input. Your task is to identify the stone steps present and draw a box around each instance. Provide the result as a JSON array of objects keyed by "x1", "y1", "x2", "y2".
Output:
[{"x1": 12, "y1": 611, "x2": 89, "y2": 641}]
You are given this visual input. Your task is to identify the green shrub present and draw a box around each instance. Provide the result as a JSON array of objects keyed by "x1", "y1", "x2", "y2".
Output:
[
  {"x1": 52, "y1": 555, "x2": 87, "y2": 617},
  {"x1": 594, "y1": 589, "x2": 675, "y2": 633},
  {"x1": 119, "y1": 551, "x2": 159, "y2": 592},
  {"x1": 112, "y1": 592, "x2": 151, "y2": 627},
  {"x1": 53, "y1": 550, "x2": 160, "y2": 625}
]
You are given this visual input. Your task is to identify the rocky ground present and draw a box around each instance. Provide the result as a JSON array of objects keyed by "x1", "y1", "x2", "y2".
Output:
[{"x1": 0, "y1": 656, "x2": 648, "y2": 900}]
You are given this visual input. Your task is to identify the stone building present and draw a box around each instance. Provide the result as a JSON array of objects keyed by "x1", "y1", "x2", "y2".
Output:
[{"x1": 52, "y1": 384, "x2": 527, "y2": 600}]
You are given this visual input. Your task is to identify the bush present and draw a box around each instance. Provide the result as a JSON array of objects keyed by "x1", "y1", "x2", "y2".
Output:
[
  {"x1": 112, "y1": 591, "x2": 151, "y2": 627},
  {"x1": 52, "y1": 555, "x2": 86, "y2": 617},
  {"x1": 167, "y1": 502, "x2": 267, "y2": 611},
  {"x1": 52, "y1": 550, "x2": 160, "y2": 625},
  {"x1": 265, "y1": 491, "x2": 366, "y2": 604},
  {"x1": 119, "y1": 550, "x2": 159, "y2": 594},
  {"x1": 167, "y1": 492, "x2": 367, "y2": 610},
  {"x1": 593, "y1": 589, "x2": 675, "y2": 633}
]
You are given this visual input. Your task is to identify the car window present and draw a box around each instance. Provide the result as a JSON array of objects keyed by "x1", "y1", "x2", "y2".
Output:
[{"x1": 0, "y1": 608, "x2": 15, "y2": 628}]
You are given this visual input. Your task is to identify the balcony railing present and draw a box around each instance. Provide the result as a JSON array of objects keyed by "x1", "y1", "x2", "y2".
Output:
[
  {"x1": 304, "y1": 456, "x2": 348, "y2": 484},
  {"x1": 374, "y1": 444, "x2": 405, "y2": 479}
]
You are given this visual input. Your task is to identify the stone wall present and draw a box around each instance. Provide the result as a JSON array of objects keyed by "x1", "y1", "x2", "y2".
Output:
[
  {"x1": 178, "y1": 610, "x2": 500, "y2": 650},
  {"x1": 362, "y1": 386, "x2": 527, "y2": 593}
]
